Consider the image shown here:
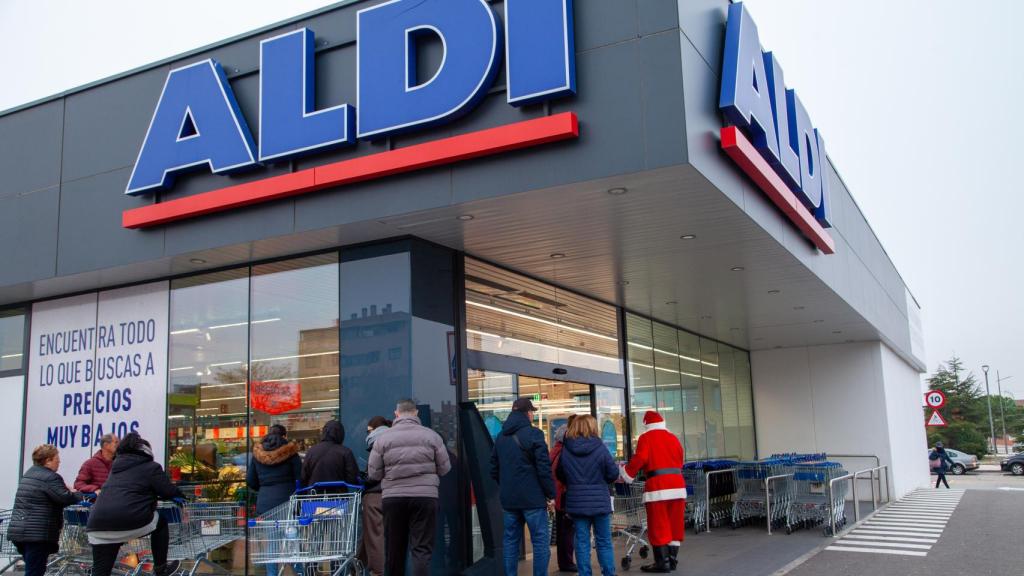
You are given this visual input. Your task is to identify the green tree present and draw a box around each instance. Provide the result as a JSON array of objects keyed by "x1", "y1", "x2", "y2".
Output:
[{"x1": 924, "y1": 357, "x2": 990, "y2": 456}]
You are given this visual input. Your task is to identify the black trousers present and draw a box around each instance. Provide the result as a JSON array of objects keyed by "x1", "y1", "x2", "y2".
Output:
[
  {"x1": 92, "y1": 516, "x2": 170, "y2": 576},
  {"x1": 382, "y1": 497, "x2": 437, "y2": 576},
  {"x1": 555, "y1": 510, "x2": 576, "y2": 570},
  {"x1": 935, "y1": 470, "x2": 950, "y2": 489},
  {"x1": 15, "y1": 541, "x2": 55, "y2": 576}
]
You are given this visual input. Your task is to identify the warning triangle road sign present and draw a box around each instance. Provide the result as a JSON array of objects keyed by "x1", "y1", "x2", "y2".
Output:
[{"x1": 927, "y1": 410, "x2": 947, "y2": 427}]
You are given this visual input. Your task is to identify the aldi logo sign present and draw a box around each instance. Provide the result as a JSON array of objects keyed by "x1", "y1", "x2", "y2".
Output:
[
  {"x1": 718, "y1": 2, "x2": 835, "y2": 254},
  {"x1": 123, "y1": 0, "x2": 578, "y2": 228}
]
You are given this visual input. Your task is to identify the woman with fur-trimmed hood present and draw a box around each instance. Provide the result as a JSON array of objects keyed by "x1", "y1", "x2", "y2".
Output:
[{"x1": 247, "y1": 424, "x2": 302, "y2": 515}]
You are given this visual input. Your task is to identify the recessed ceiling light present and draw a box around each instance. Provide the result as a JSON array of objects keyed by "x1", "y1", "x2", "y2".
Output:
[
  {"x1": 768, "y1": 289, "x2": 781, "y2": 295},
  {"x1": 665, "y1": 300, "x2": 678, "y2": 305},
  {"x1": 549, "y1": 253, "x2": 566, "y2": 259},
  {"x1": 456, "y1": 214, "x2": 474, "y2": 221},
  {"x1": 607, "y1": 187, "x2": 628, "y2": 196},
  {"x1": 189, "y1": 258, "x2": 207, "y2": 265},
  {"x1": 793, "y1": 306, "x2": 805, "y2": 310},
  {"x1": 832, "y1": 330, "x2": 842, "y2": 334},
  {"x1": 680, "y1": 234, "x2": 697, "y2": 240},
  {"x1": 731, "y1": 266, "x2": 745, "y2": 272}
]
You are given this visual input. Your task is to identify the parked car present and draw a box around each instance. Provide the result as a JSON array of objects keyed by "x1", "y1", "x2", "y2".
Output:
[
  {"x1": 1000, "y1": 453, "x2": 1024, "y2": 476},
  {"x1": 926, "y1": 448, "x2": 979, "y2": 475}
]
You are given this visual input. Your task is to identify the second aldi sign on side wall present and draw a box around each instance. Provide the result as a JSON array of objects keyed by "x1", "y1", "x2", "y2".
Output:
[{"x1": 122, "y1": 0, "x2": 579, "y2": 228}]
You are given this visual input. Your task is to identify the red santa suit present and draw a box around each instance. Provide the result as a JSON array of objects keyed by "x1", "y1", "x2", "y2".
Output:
[{"x1": 621, "y1": 411, "x2": 686, "y2": 548}]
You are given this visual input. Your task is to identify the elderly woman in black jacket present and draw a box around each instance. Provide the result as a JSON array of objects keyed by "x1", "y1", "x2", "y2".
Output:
[
  {"x1": 86, "y1": 432, "x2": 184, "y2": 576},
  {"x1": 7, "y1": 445, "x2": 84, "y2": 576}
]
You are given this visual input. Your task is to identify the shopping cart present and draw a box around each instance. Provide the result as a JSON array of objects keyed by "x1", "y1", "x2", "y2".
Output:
[
  {"x1": 248, "y1": 481, "x2": 363, "y2": 576},
  {"x1": 731, "y1": 458, "x2": 794, "y2": 530},
  {"x1": 0, "y1": 509, "x2": 24, "y2": 574},
  {"x1": 611, "y1": 481, "x2": 648, "y2": 570},
  {"x1": 785, "y1": 462, "x2": 848, "y2": 535},
  {"x1": 684, "y1": 459, "x2": 737, "y2": 533},
  {"x1": 162, "y1": 500, "x2": 247, "y2": 576},
  {"x1": 50, "y1": 503, "x2": 152, "y2": 576}
]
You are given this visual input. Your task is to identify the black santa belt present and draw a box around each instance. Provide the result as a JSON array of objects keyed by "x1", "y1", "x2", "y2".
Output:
[{"x1": 646, "y1": 467, "x2": 683, "y2": 479}]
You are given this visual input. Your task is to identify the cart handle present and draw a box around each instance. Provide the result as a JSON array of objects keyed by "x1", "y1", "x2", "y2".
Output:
[{"x1": 295, "y1": 481, "x2": 363, "y2": 494}]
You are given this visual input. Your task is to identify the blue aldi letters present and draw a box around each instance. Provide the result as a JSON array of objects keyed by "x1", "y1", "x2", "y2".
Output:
[
  {"x1": 126, "y1": 0, "x2": 576, "y2": 195},
  {"x1": 719, "y1": 2, "x2": 832, "y2": 228}
]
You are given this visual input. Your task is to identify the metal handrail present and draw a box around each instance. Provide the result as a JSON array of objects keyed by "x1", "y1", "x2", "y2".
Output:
[
  {"x1": 704, "y1": 468, "x2": 735, "y2": 533},
  {"x1": 829, "y1": 454, "x2": 881, "y2": 469},
  {"x1": 764, "y1": 473, "x2": 793, "y2": 535},
  {"x1": 829, "y1": 464, "x2": 890, "y2": 537}
]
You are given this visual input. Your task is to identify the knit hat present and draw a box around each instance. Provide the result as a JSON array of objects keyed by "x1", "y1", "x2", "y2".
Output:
[{"x1": 643, "y1": 411, "x2": 664, "y2": 425}]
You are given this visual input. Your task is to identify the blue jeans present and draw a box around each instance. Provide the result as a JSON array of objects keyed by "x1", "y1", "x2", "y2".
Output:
[
  {"x1": 503, "y1": 508, "x2": 550, "y2": 576},
  {"x1": 573, "y1": 513, "x2": 615, "y2": 576}
]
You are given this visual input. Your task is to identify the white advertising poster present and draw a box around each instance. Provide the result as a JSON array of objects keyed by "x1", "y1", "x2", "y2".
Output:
[
  {"x1": 24, "y1": 292, "x2": 100, "y2": 478},
  {"x1": 23, "y1": 282, "x2": 169, "y2": 480},
  {"x1": 95, "y1": 281, "x2": 169, "y2": 468}
]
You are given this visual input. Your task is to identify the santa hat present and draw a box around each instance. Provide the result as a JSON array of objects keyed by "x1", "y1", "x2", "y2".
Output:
[{"x1": 643, "y1": 411, "x2": 664, "y2": 425}]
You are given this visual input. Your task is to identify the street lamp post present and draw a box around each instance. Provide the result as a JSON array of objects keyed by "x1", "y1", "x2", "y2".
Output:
[
  {"x1": 996, "y1": 371, "x2": 1014, "y2": 454},
  {"x1": 982, "y1": 365, "x2": 996, "y2": 454}
]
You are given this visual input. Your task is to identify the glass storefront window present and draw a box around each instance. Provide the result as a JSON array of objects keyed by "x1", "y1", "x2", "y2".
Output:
[
  {"x1": 465, "y1": 258, "x2": 622, "y2": 374},
  {"x1": 625, "y1": 314, "x2": 656, "y2": 441},
  {"x1": 699, "y1": 338, "x2": 725, "y2": 458},
  {"x1": 735, "y1": 351, "x2": 756, "y2": 459},
  {"x1": 518, "y1": 376, "x2": 592, "y2": 446},
  {"x1": 719, "y1": 344, "x2": 741, "y2": 459},
  {"x1": 0, "y1": 310, "x2": 25, "y2": 372},
  {"x1": 652, "y1": 322, "x2": 684, "y2": 440},
  {"x1": 595, "y1": 386, "x2": 626, "y2": 460},
  {"x1": 249, "y1": 254, "x2": 340, "y2": 452},
  {"x1": 167, "y1": 269, "x2": 249, "y2": 575},
  {"x1": 678, "y1": 330, "x2": 708, "y2": 460},
  {"x1": 468, "y1": 369, "x2": 516, "y2": 441}
]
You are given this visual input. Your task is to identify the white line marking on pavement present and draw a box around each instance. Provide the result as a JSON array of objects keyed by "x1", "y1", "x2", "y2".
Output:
[
  {"x1": 865, "y1": 524, "x2": 944, "y2": 533},
  {"x1": 854, "y1": 529, "x2": 946, "y2": 538},
  {"x1": 836, "y1": 539, "x2": 932, "y2": 550},
  {"x1": 873, "y1": 516, "x2": 948, "y2": 524},
  {"x1": 876, "y1": 513, "x2": 951, "y2": 520},
  {"x1": 825, "y1": 546, "x2": 927, "y2": 557},
  {"x1": 844, "y1": 534, "x2": 937, "y2": 544},
  {"x1": 998, "y1": 487, "x2": 1024, "y2": 491}
]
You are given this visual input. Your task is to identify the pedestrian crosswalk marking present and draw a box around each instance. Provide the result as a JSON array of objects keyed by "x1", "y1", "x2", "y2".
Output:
[{"x1": 825, "y1": 488, "x2": 963, "y2": 557}]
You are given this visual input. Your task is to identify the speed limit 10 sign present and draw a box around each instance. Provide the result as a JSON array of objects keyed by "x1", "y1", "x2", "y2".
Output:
[{"x1": 925, "y1": 390, "x2": 947, "y2": 409}]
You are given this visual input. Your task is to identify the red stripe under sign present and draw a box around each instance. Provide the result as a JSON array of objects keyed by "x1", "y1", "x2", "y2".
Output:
[{"x1": 123, "y1": 112, "x2": 580, "y2": 228}]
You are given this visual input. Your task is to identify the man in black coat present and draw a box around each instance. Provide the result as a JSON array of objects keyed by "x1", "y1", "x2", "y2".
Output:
[
  {"x1": 8, "y1": 445, "x2": 84, "y2": 576},
  {"x1": 490, "y1": 397, "x2": 556, "y2": 576},
  {"x1": 301, "y1": 420, "x2": 359, "y2": 491},
  {"x1": 86, "y1": 433, "x2": 184, "y2": 576}
]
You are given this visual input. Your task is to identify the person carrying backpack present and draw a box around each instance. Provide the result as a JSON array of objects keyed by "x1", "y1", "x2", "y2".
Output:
[{"x1": 490, "y1": 397, "x2": 556, "y2": 576}]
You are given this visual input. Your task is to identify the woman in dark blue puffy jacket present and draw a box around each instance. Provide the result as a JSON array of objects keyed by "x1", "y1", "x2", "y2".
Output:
[{"x1": 557, "y1": 415, "x2": 620, "y2": 576}]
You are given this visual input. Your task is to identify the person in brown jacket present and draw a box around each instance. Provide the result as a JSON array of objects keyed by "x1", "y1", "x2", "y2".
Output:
[
  {"x1": 74, "y1": 434, "x2": 118, "y2": 493},
  {"x1": 367, "y1": 399, "x2": 451, "y2": 576}
]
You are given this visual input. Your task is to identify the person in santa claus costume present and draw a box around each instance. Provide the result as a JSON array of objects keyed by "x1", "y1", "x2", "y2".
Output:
[{"x1": 620, "y1": 410, "x2": 685, "y2": 573}]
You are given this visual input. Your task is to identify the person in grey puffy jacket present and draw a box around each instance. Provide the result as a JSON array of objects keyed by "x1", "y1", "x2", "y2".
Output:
[{"x1": 367, "y1": 399, "x2": 451, "y2": 576}]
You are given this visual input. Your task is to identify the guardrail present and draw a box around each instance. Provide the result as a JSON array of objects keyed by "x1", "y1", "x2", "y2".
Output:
[
  {"x1": 764, "y1": 473, "x2": 793, "y2": 535},
  {"x1": 827, "y1": 464, "x2": 890, "y2": 536}
]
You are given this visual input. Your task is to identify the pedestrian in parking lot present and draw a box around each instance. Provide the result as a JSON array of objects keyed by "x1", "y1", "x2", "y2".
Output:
[
  {"x1": 557, "y1": 415, "x2": 620, "y2": 576},
  {"x1": 357, "y1": 416, "x2": 391, "y2": 576},
  {"x1": 7, "y1": 445, "x2": 84, "y2": 576},
  {"x1": 247, "y1": 425, "x2": 303, "y2": 576},
  {"x1": 86, "y1": 432, "x2": 184, "y2": 576},
  {"x1": 74, "y1": 434, "x2": 119, "y2": 493},
  {"x1": 929, "y1": 441, "x2": 955, "y2": 489},
  {"x1": 550, "y1": 417, "x2": 577, "y2": 572},
  {"x1": 490, "y1": 397, "x2": 556, "y2": 576},
  {"x1": 368, "y1": 399, "x2": 451, "y2": 576},
  {"x1": 302, "y1": 419, "x2": 359, "y2": 491},
  {"x1": 621, "y1": 411, "x2": 686, "y2": 573}
]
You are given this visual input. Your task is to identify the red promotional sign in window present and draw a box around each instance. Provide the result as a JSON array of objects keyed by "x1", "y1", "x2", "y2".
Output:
[{"x1": 250, "y1": 380, "x2": 302, "y2": 415}]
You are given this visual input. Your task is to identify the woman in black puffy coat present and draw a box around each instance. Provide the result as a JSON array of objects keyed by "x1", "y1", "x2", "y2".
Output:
[
  {"x1": 7, "y1": 445, "x2": 83, "y2": 576},
  {"x1": 86, "y1": 432, "x2": 184, "y2": 576},
  {"x1": 247, "y1": 425, "x2": 303, "y2": 576}
]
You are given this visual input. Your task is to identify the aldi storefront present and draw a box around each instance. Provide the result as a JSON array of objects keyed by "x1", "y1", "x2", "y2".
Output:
[{"x1": 0, "y1": 1, "x2": 929, "y2": 573}]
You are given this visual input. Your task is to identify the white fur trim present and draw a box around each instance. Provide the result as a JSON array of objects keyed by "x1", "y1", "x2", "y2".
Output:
[
  {"x1": 619, "y1": 465, "x2": 635, "y2": 484},
  {"x1": 644, "y1": 421, "x2": 667, "y2": 432},
  {"x1": 643, "y1": 488, "x2": 687, "y2": 503},
  {"x1": 669, "y1": 541, "x2": 681, "y2": 546}
]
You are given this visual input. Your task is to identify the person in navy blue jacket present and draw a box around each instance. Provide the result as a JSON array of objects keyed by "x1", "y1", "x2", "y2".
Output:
[
  {"x1": 490, "y1": 397, "x2": 556, "y2": 576},
  {"x1": 557, "y1": 415, "x2": 620, "y2": 576}
]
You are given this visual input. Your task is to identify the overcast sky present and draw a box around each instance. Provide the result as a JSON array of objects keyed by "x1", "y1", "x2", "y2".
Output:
[{"x1": 1, "y1": 1, "x2": 1020, "y2": 397}]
